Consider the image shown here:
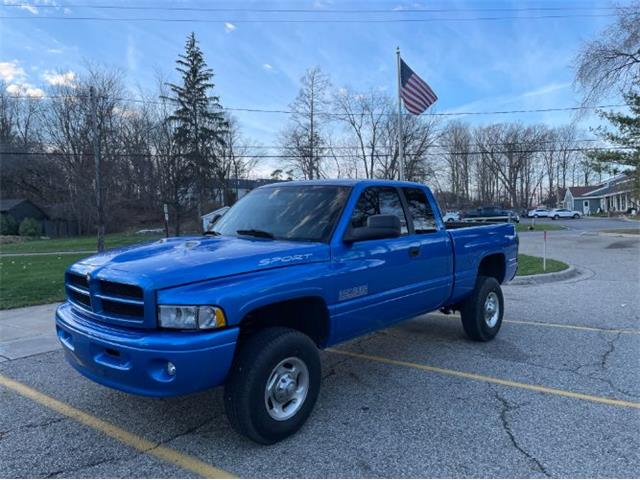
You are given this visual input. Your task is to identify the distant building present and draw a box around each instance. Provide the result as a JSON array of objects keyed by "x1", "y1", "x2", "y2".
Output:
[
  {"x1": 0, "y1": 198, "x2": 48, "y2": 224},
  {"x1": 557, "y1": 174, "x2": 637, "y2": 214},
  {"x1": 213, "y1": 178, "x2": 275, "y2": 205}
]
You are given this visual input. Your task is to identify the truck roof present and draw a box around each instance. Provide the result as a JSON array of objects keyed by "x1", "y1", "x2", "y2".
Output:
[{"x1": 261, "y1": 179, "x2": 428, "y2": 189}]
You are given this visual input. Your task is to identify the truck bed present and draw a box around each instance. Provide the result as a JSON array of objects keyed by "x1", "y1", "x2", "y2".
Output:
[{"x1": 445, "y1": 222, "x2": 519, "y2": 304}]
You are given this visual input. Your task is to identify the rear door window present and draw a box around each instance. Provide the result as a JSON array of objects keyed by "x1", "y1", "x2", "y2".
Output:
[
  {"x1": 350, "y1": 187, "x2": 408, "y2": 235},
  {"x1": 402, "y1": 188, "x2": 438, "y2": 234}
]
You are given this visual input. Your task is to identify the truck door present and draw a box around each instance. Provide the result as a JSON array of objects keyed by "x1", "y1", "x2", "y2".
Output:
[
  {"x1": 330, "y1": 186, "x2": 433, "y2": 341},
  {"x1": 401, "y1": 187, "x2": 454, "y2": 311}
]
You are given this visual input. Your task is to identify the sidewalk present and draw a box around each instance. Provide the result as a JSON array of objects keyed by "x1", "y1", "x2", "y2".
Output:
[{"x1": 0, "y1": 303, "x2": 60, "y2": 361}]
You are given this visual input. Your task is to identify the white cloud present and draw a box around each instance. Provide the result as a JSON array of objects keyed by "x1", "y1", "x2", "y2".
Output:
[
  {"x1": 47, "y1": 48, "x2": 64, "y2": 54},
  {"x1": 262, "y1": 63, "x2": 273, "y2": 71},
  {"x1": 126, "y1": 34, "x2": 138, "y2": 72},
  {"x1": 42, "y1": 70, "x2": 76, "y2": 86},
  {"x1": 4, "y1": 0, "x2": 63, "y2": 15},
  {"x1": 224, "y1": 22, "x2": 237, "y2": 33},
  {"x1": 6, "y1": 82, "x2": 44, "y2": 98},
  {"x1": 4, "y1": 0, "x2": 39, "y2": 14},
  {"x1": 521, "y1": 82, "x2": 571, "y2": 98},
  {"x1": 0, "y1": 60, "x2": 26, "y2": 82}
]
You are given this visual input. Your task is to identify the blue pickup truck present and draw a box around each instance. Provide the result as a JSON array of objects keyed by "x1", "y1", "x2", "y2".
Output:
[{"x1": 56, "y1": 180, "x2": 518, "y2": 444}]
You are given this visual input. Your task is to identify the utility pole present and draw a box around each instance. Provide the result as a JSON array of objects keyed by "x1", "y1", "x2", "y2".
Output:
[{"x1": 89, "y1": 86, "x2": 105, "y2": 252}]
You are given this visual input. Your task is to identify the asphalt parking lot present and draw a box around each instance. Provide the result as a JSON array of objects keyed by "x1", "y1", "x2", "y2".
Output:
[{"x1": 1, "y1": 226, "x2": 639, "y2": 478}]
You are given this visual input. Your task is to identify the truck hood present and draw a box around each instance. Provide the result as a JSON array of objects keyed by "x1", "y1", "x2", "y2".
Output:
[{"x1": 72, "y1": 236, "x2": 329, "y2": 290}]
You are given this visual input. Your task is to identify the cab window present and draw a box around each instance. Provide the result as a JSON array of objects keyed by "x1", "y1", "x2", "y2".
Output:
[
  {"x1": 402, "y1": 187, "x2": 438, "y2": 233},
  {"x1": 350, "y1": 187, "x2": 408, "y2": 235}
]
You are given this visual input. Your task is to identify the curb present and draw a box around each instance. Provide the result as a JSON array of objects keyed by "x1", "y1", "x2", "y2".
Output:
[
  {"x1": 598, "y1": 232, "x2": 640, "y2": 238},
  {"x1": 509, "y1": 265, "x2": 582, "y2": 286}
]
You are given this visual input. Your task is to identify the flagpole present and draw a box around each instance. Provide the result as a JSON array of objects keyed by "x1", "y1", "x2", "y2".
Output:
[{"x1": 396, "y1": 46, "x2": 405, "y2": 181}]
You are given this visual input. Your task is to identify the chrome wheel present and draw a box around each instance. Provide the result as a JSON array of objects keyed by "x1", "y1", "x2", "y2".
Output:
[
  {"x1": 264, "y1": 357, "x2": 309, "y2": 421},
  {"x1": 484, "y1": 291, "x2": 500, "y2": 328}
]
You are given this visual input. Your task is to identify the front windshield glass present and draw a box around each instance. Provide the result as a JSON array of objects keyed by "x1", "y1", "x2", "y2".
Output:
[{"x1": 213, "y1": 185, "x2": 351, "y2": 242}]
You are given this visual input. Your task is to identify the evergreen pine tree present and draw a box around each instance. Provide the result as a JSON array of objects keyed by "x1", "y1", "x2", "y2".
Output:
[
  {"x1": 589, "y1": 91, "x2": 640, "y2": 199},
  {"x1": 165, "y1": 32, "x2": 227, "y2": 219}
]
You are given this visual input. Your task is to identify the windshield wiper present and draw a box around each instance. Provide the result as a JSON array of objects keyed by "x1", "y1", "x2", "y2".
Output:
[
  {"x1": 236, "y1": 229, "x2": 275, "y2": 239},
  {"x1": 203, "y1": 230, "x2": 221, "y2": 236}
]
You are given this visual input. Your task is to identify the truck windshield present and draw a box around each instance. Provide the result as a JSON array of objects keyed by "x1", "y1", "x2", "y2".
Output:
[{"x1": 212, "y1": 185, "x2": 351, "y2": 242}]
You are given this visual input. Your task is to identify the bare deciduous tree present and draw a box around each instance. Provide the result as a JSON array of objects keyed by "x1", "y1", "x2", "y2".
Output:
[
  {"x1": 280, "y1": 67, "x2": 331, "y2": 179},
  {"x1": 574, "y1": 2, "x2": 640, "y2": 105}
]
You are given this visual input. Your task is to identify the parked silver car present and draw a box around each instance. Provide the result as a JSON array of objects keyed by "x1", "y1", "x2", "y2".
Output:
[
  {"x1": 527, "y1": 208, "x2": 550, "y2": 218},
  {"x1": 549, "y1": 208, "x2": 581, "y2": 220}
]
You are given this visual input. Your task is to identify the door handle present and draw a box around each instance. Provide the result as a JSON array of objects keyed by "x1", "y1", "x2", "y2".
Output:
[{"x1": 409, "y1": 246, "x2": 420, "y2": 258}]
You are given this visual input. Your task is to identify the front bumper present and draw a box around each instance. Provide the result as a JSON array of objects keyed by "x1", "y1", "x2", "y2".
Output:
[{"x1": 55, "y1": 302, "x2": 238, "y2": 397}]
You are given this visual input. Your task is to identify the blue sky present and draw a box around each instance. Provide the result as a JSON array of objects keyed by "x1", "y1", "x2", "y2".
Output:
[{"x1": 0, "y1": 0, "x2": 627, "y2": 173}]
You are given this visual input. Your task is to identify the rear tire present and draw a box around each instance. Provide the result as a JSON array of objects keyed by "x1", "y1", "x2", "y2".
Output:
[
  {"x1": 460, "y1": 276, "x2": 504, "y2": 341},
  {"x1": 224, "y1": 327, "x2": 321, "y2": 444},
  {"x1": 553, "y1": 215, "x2": 559, "y2": 220},
  {"x1": 573, "y1": 214, "x2": 580, "y2": 219}
]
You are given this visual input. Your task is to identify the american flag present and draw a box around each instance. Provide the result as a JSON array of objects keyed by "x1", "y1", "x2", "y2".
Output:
[{"x1": 400, "y1": 59, "x2": 437, "y2": 115}]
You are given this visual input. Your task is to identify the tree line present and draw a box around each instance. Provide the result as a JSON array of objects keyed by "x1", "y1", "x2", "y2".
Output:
[
  {"x1": 1, "y1": 34, "x2": 257, "y2": 236},
  {"x1": 1, "y1": 0, "x2": 637, "y2": 237},
  {"x1": 277, "y1": 68, "x2": 603, "y2": 210}
]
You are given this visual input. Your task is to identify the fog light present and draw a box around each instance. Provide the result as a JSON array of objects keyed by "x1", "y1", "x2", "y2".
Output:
[{"x1": 167, "y1": 362, "x2": 176, "y2": 376}]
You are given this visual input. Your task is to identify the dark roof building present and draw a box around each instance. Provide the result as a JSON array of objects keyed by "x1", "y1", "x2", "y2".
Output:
[{"x1": 0, "y1": 198, "x2": 48, "y2": 223}]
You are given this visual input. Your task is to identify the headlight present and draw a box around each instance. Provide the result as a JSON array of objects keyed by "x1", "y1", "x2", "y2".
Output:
[{"x1": 158, "y1": 305, "x2": 226, "y2": 330}]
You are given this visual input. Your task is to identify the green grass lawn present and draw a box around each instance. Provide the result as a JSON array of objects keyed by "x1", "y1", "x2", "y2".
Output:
[
  {"x1": 516, "y1": 222, "x2": 565, "y2": 232},
  {"x1": 0, "y1": 232, "x2": 163, "y2": 254},
  {"x1": 0, "y1": 253, "x2": 88, "y2": 309},
  {"x1": 517, "y1": 253, "x2": 568, "y2": 276}
]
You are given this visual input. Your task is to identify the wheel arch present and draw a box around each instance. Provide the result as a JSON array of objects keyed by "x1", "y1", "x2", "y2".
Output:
[
  {"x1": 477, "y1": 252, "x2": 506, "y2": 284},
  {"x1": 238, "y1": 296, "x2": 331, "y2": 348}
]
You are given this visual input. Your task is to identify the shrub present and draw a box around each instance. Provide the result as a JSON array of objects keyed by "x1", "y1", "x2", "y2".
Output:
[
  {"x1": 0, "y1": 214, "x2": 19, "y2": 235},
  {"x1": 18, "y1": 217, "x2": 42, "y2": 237}
]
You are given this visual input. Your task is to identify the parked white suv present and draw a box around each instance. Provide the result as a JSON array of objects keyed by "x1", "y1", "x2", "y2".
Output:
[
  {"x1": 549, "y1": 208, "x2": 581, "y2": 220},
  {"x1": 527, "y1": 208, "x2": 550, "y2": 218},
  {"x1": 442, "y1": 211, "x2": 461, "y2": 222}
]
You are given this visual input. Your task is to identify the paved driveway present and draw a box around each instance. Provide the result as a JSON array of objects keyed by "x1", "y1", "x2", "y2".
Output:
[{"x1": 1, "y1": 231, "x2": 638, "y2": 478}]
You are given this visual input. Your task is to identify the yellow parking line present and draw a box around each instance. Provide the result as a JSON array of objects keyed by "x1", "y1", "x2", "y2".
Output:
[
  {"x1": 428, "y1": 313, "x2": 640, "y2": 335},
  {"x1": 0, "y1": 375, "x2": 235, "y2": 479},
  {"x1": 328, "y1": 349, "x2": 640, "y2": 410},
  {"x1": 503, "y1": 319, "x2": 639, "y2": 334}
]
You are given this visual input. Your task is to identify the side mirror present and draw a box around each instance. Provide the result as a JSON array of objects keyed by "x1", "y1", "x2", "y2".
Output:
[
  {"x1": 202, "y1": 206, "x2": 231, "y2": 233},
  {"x1": 344, "y1": 214, "x2": 401, "y2": 243}
]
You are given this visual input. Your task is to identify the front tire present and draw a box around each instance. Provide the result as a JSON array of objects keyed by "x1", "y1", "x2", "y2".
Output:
[
  {"x1": 460, "y1": 276, "x2": 504, "y2": 341},
  {"x1": 573, "y1": 214, "x2": 580, "y2": 219},
  {"x1": 224, "y1": 327, "x2": 321, "y2": 444},
  {"x1": 553, "y1": 215, "x2": 559, "y2": 220}
]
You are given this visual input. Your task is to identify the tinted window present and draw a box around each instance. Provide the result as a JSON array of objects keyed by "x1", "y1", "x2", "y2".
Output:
[
  {"x1": 403, "y1": 187, "x2": 438, "y2": 233},
  {"x1": 350, "y1": 187, "x2": 408, "y2": 234},
  {"x1": 214, "y1": 185, "x2": 350, "y2": 242}
]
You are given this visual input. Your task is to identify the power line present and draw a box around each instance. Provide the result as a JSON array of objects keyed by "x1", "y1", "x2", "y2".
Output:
[
  {"x1": 0, "y1": 13, "x2": 618, "y2": 24},
  {"x1": 0, "y1": 3, "x2": 620, "y2": 14},
  {"x1": 1, "y1": 146, "x2": 633, "y2": 159},
  {"x1": 5, "y1": 94, "x2": 627, "y2": 117}
]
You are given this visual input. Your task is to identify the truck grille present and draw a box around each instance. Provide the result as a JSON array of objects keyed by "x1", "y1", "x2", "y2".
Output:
[
  {"x1": 67, "y1": 272, "x2": 89, "y2": 289},
  {"x1": 65, "y1": 273, "x2": 92, "y2": 310},
  {"x1": 99, "y1": 280, "x2": 143, "y2": 299},
  {"x1": 65, "y1": 274, "x2": 148, "y2": 325}
]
